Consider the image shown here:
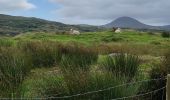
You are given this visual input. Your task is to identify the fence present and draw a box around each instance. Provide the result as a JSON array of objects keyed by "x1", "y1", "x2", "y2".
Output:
[
  {"x1": 167, "y1": 74, "x2": 170, "y2": 100},
  {"x1": 1, "y1": 76, "x2": 169, "y2": 100}
]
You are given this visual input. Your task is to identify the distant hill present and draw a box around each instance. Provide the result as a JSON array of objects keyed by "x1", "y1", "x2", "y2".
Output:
[
  {"x1": 103, "y1": 17, "x2": 170, "y2": 31},
  {"x1": 0, "y1": 14, "x2": 104, "y2": 35}
]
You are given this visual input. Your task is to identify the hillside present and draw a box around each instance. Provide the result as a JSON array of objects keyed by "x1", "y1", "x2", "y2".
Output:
[
  {"x1": 0, "y1": 14, "x2": 104, "y2": 35},
  {"x1": 103, "y1": 17, "x2": 170, "y2": 31}
]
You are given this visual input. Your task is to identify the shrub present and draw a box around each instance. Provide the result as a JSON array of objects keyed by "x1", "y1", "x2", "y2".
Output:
[
  {"x1": 0, "y1": 47, "x2": 32, "y2": 97},
  {"x1": 161, "y1": 31, "x2": 170, "y2": 38},
  {"x1": 18, "y1": 40, "x2": 62, "y2": 68}
]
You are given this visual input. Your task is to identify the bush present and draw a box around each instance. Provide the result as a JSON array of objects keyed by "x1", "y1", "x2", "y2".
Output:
[
  {"x1": 0, "y1": 47, "x2": 32, "y2": 97},
  {"x1": 161, "y1": 31, "x2": 170, "y2": 38}
]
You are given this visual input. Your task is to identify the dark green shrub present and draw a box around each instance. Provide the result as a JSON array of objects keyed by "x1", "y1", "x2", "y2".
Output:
[{"x1": 161, "y1": 31, "x2": 170, "y2": 38}]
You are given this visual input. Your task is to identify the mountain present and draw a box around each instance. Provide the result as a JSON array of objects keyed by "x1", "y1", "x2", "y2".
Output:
[
  {"x1": 103, "y1": 17, "x2": 170, "y2": 31},
  {"x1": 0, "y1": 14, "x2": 104, "y2": 35},
  {"x1": 160, "y1": 25, "x2": 170, "y2": 31}
]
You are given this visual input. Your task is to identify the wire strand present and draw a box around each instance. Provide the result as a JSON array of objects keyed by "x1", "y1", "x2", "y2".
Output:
[{"x1": 1, "y1": 77, "x2": 167, "y2": 100}]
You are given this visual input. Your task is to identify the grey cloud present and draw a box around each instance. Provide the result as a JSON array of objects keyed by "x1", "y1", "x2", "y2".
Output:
[
  {"x1": 0, "y1": 0, "x2": 36, "y2": 12},
  {"x1": 50, "y1": 0, "x2": 170, "y2": 25}
]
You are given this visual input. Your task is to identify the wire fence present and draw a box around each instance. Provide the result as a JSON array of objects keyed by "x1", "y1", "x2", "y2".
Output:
[{"x1": 1, "y1": 77, "x2": 167, "y2": 100}]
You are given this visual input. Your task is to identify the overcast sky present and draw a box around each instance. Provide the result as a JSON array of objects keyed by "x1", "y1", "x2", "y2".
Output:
[{"x1": 0, "y1": 0, "x2": 169, "y2": 25}]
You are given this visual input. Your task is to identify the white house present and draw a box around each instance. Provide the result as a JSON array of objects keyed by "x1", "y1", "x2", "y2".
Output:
[
  {"x1": 115, "y1": 28, "x2": 122, "y2": 33},
  {"x1": 69, "y1": 29, "x2": 80, "y2": 35}
]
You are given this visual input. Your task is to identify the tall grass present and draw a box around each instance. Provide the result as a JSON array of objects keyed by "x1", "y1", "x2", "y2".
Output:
[
  {"x1": 59, "y1": 43, "x2": 99, "y2": 96},
  {"x1": 145, "y1": 49, "x2": 170, "y2": 100},
  {"x1": 0, "y1": 46, "x2": 32, "y2": 97},
  {"x1": 20, "y1": 72, "x2": 68, "y2": 98},
  {"x1": 100, "y1": 53, "x2": 140, "y2": 79},
  {"x1": 18, "y1": 40, "x2": 63, "y2": 68},
  {"x1": 0, "y1": 39, "x2": 14, "y2": 47},
  {"x1": 60, "y1": 43, "x2": 98, "y2": 70},
  {"x1": 0, "y1": 40, "x2": 142, "y2": 99}
]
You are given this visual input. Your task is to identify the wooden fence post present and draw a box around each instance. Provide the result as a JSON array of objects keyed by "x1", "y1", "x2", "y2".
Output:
[{"x1": 167, "y1": 74, "x2": 170, "y2": 100}]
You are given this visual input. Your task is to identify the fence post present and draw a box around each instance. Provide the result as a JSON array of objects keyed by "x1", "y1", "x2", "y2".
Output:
[{"x1": 167, "y1": 74, "x2": 170, "y2": 100}]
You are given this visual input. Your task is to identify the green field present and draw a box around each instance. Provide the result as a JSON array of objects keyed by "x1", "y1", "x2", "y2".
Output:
[{"x1": 0, "y1": 29, "x2": 169, "y2": 99}]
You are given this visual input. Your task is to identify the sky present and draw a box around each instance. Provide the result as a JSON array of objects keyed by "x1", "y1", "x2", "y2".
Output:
[{"x1": 0, "y1": 0, "x2": 169, "y2": 26}]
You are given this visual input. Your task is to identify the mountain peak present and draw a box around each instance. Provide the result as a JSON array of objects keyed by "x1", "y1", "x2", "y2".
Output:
[
  {"x1": 104, "y1": 16, "x2": 150, "y2": 29},
  {"x1": 115, "y1": 16, "x2": 136, "y2": 20}
]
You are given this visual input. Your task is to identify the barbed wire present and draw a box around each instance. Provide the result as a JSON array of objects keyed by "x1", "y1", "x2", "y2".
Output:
[
  {"x1": 45, "y1": 77, "x2": 167, "y2": 99},
  {"x1": 1, "y1": 77, "x2": 166, "y2": 100},
  {"x1": 112, "y1": 86, "x2": 166, "y2": 100}
]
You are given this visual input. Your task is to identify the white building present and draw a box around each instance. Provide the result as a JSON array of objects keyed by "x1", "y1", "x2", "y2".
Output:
[{"x1": 69, "y1": 29, "x2": 80, "y2": 35}]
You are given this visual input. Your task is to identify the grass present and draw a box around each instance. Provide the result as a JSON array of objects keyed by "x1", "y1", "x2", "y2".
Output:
[
  {"x1": 0, "y1": 29, "x2": 170, "y2": 99},
  {"x1": 0, "y1": 46, "x2": 32, "y2": 97},
  {"x1": 100, "y1": 53, "x2": 140, "y2": 78},
  {"x1": 12, "y1": 30, "x2": 170, "y2": 56},
  {"x1": 18, "y1": 40, "x2": 63, "y2": 68},
  {"x1": 20, "y1": 54, "x2": 141, "y2": 99},
  {"x1": 13, "y1": 30, "x2": 170, "y2": 45}
]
